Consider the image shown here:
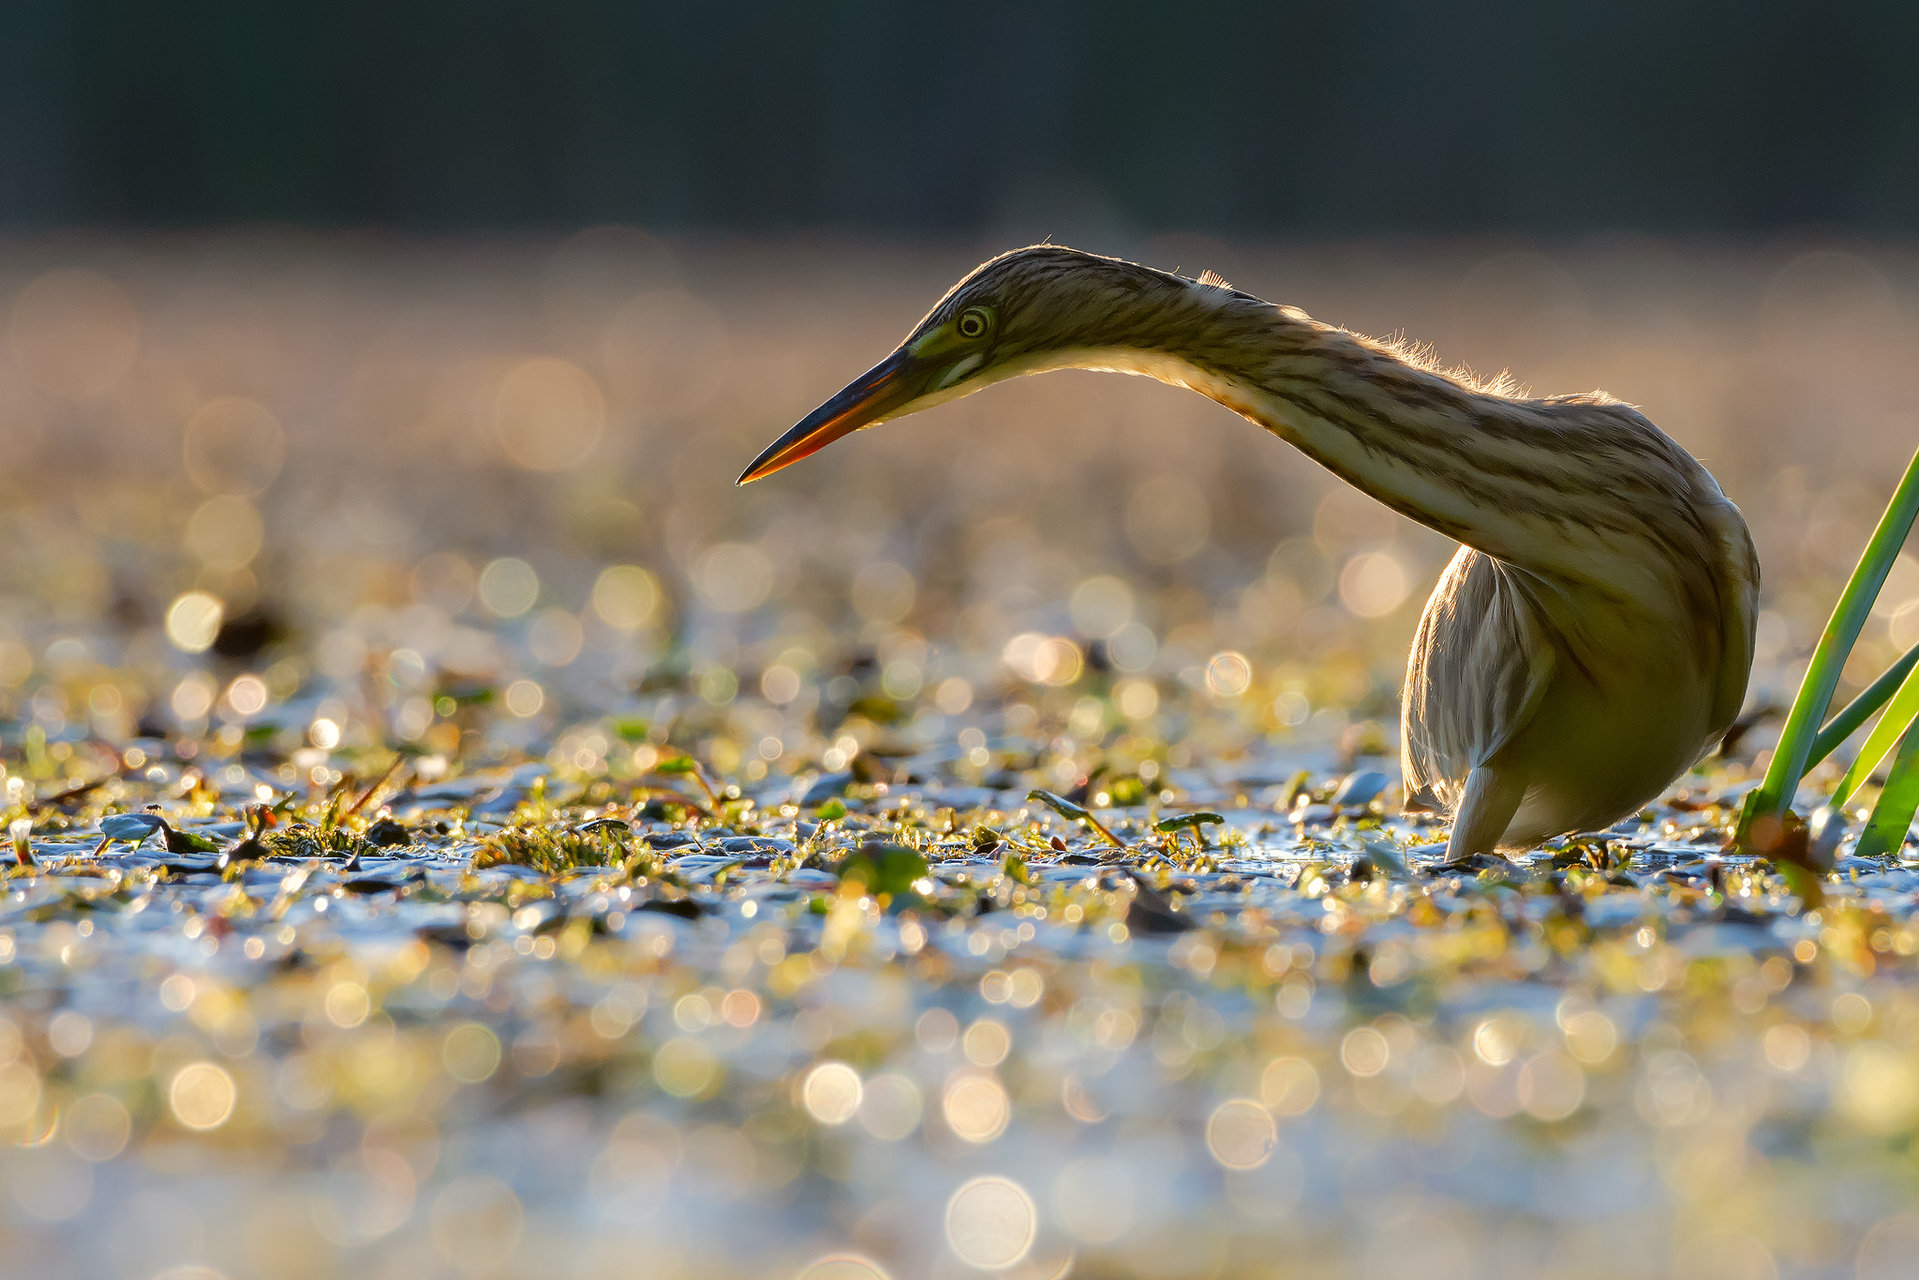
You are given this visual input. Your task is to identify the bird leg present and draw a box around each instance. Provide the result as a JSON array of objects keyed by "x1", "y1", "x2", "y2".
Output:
[{"x1": 1441, "y1": 765, "x2": 1527, "y2": 865}]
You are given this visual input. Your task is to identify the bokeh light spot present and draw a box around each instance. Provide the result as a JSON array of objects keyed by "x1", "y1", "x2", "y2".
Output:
[
  {"x1": 1859, "y1": 1213, "x2": 1919, "y2": 1280},
  {"x1": 528, "y1": 609, "x2": 584, "y2": 666},
  {"x1": 223, "y1": 674, "x2": 268, "y2": 718},
  {"x1": 1206, "y1": 1099, "x2": 1277, "y2": 1170},
  {"x1": 1517, "y1": 1051, "x2": 1586, "y2": 1121},
  {"x1": 503, "y1": 679, "x2": 545, "y2": 718},
  {"x1": 1106, "y1": 622, "x2": 1157, "y2": 672},
  {"x1": 1003, "y1": 633, "x2": 1082, "y2": 686},
  {"x1": 492, "y1": 357, "x2": 605, "y2": 471},
  {"x1": 653, "y1": 1037, "x2": 719, "y2": 1098},
  {"x1": 413, "y1": 551, "x2": 478, "y2": 613},
  {"x1": 62, "y1": 1092, "x2": 130, "y2": 1163},
  {"x1": 801, "y1": 1061, "x2": 863, "y2": 1126},
  {"x1": 945, "y1": 1175, "x2": 1037, "y2": 1271},
  {"x1": 1840, "y1": 1043, "x2": 1919, "y2": 1133},
  {"x1": 1892, "y1": 599, "x2": 1919, "y2": 651},
  {"x1": 1340, "y1": 1026, "x2": 1389, "y2": 1077},
  {"x1": 443, "y1": 1023, "x2": 501, "y2": 1082},
  {"x1": 591, "y1": 564, "x2": 662, "y2": 630},
  {"x1": 761, "y1": 664, "x2": 802, "y2": 704},
  {"x1": 1260, "y1": 1056, "x2": 1320, "y2": 1116},
  {"x1": 185, "y1": 496, "x2": 264, "y2": 570},
  {"x1": 324, "y1": 981, "x2": 370, "y2": 1029},
  {"x1": 1473, "y1": 1015, "x2": 1522, "y2": 1066},
  {"x1": 173, "y1": 674, "x2": 215, "y2": 719},
  {"x1": 1069, "y1": 574, "x2": 1135, "y2": 638},
  {"x1": 1562, "y1": 1009, "x2": 1617, "y2": 1065},
  {"x1": 934, "y1": 676, "x2": 973, "y2": 714},
  {"x1": 857, "y1": 1073, "x2": 923, "y2": 1142},
  {"x1": 793, "y1": 1254, "x2": 890, "y2": 1280},
  {"x1": 1205, "y1": 651, "x2": 1252, "y2": 698},
  {"x1": 1763, "y1": 1024, "x2": 1810, "y2": 1073},
  {"x1": 695, "y1": 542, "x2": 774, "y2": 613},
  {"x1": 1115, "y1": 677, "x2": 1159, "y2": 719},
  {"x1": 1338, "y1": 551, "x2": 1410, "y2": 618},
  {"x1": 165, "y1": 592, "x2": 225, "y2": 654},
  {"x1": 963, "y1": 1018, "x2": 1011, "y2": 1068},
  {"x1": 478, "y1": 558, "x2": 540, "y2": 618},
  {"x1": 169, "y1": 1061, "x2": 236, "y2": 1130},
  {"x1": 184, "y1": 397, "x2": 287, "y2": 495},
  {"x1": 942, "y1": 1072, "x2": 1009, "y2": 1143},
  {"x1": 47, "y1": 1010, "x2": 91, "y2": 1058},
  {"x1": 0, "y1": 1062, "x2": 43, "y2": 1126}
]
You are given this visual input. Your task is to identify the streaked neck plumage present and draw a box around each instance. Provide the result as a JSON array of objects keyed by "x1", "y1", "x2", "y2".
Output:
[{"x1": 1026, "y1": 271, "x2": 1743, "y2": 623}]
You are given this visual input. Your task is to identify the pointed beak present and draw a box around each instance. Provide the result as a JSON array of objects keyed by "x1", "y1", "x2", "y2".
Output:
[{"x1": 737, "y1": 348, "x2": 923, "y2": 485}]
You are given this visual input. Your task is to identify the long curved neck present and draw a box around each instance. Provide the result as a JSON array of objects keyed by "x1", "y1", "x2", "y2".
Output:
[{"x1": 1067, "y1": 288, "x2": 1722, "y2": 605}]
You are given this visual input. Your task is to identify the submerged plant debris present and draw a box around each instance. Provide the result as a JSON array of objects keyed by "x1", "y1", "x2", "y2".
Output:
[{"x1": 2, "y1": 238, "x2": 1919, "y2": 1279}]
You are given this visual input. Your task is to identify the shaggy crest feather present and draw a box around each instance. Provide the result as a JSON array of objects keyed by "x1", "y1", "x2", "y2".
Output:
[{"x1": 1358, "y1": 331, "x2": 1528, "y2": 400}]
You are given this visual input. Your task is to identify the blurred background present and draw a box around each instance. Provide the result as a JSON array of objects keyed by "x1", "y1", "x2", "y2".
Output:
[
  {"x1": 1, "y1": 0, "x2": 1918, "y2": 764},
  {"x1": 8, "y1": 1, "x2": 1919, "y2": 233}
]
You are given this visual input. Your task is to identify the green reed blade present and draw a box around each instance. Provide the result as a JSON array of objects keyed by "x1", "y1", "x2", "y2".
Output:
[
  {"x1": 1855, "y1": 717, "x2": 1919, "y2": 860},
  {"x1": 1806, "y1": 639, "x2": 1919, "y2": 770},
  {"x1": 1744, "y1": 448, "x2": 1919, "y2": 834},
  {"x1": 1831, "y1": 661, "x2": 1919, "y2": 807}
]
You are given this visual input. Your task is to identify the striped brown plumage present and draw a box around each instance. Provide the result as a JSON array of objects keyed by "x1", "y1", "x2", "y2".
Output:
[{"x1": 740, "y1": 245, "x2": 1761, "y2": 861}]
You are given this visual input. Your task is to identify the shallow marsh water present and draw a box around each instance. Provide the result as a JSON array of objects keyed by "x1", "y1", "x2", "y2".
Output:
[
  {"x1": 1, "y1": 236, "x2": 1918, "y2": 1278},
  {"x1": 0, "y1": 717, "x2": 1914, "y2": 1280}
]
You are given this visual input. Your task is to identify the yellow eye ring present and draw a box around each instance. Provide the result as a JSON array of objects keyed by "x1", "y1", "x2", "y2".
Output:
[{"x1": 956, "y1": 308, "x2": 991, "y2": 340}]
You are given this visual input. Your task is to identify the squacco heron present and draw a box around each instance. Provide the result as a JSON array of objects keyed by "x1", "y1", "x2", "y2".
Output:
[{"x1": 738, "y1": 246, "x2": 1760, "y2": 863}]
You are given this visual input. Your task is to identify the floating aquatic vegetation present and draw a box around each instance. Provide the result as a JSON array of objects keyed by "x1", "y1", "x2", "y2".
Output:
[{"x1": 0, "y1": 695, "x2": 1913, "y2": 1279}]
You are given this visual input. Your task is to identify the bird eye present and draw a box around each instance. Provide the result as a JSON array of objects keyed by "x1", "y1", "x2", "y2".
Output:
[{"x1": 956, "y1": 308, "x2": 991, "y2": 340}]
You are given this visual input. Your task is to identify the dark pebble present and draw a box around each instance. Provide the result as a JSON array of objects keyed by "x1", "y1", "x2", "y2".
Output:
[{"x1": 365, "y1": 818, "x2": 413, "y2": 847}]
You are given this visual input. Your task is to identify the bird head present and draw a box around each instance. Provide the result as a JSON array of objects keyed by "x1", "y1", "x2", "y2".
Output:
[{"x1": 737, "y1": 245, "x2": 1195, "y2": 484}]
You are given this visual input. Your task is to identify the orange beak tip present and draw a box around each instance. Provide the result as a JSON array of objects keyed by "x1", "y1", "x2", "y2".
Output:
[{"x1": 736, "y1": 350, "x2": 917, "y2": 489}]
